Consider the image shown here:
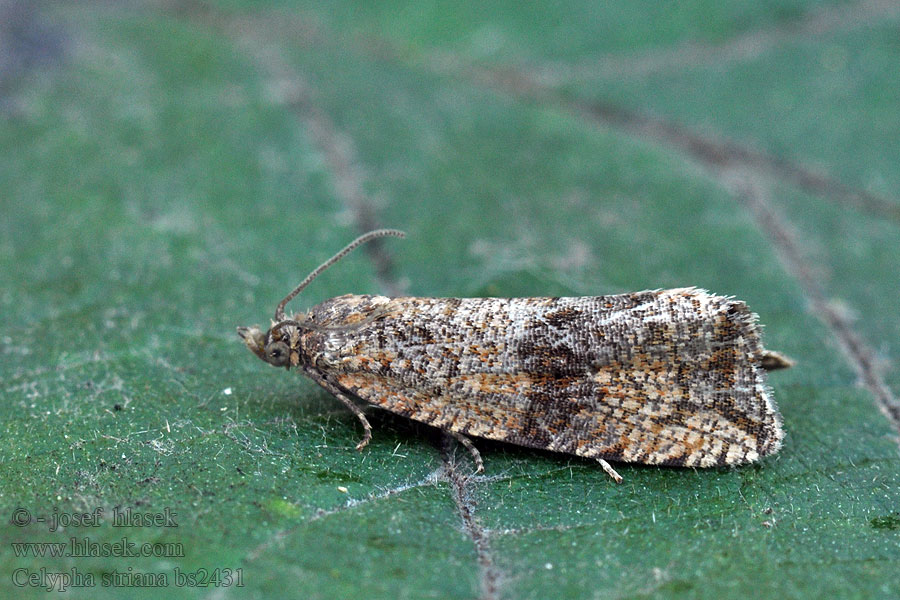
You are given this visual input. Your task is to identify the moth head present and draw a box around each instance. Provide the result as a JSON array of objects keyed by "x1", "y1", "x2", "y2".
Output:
[
  {"x1": 239, "y1": 229, "x2": 405, "y2": 370},
  {"x1": 237, "y1": 325, "x2": 291, "y2": 368}
]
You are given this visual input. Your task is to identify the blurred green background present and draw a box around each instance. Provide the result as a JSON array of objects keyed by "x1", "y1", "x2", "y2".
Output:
[{"x1": 1, "y1": 1, "x2": 898, "y2": 598}]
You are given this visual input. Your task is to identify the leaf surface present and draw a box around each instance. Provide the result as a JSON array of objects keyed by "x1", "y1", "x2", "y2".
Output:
[{"x1": 1, "y1": 2, "x2": 898, "y2": 599}]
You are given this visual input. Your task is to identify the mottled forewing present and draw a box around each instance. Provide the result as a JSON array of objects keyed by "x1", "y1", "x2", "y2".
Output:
[{"x1": 300, "y1": 290, "x2": 783, "y2": 467}]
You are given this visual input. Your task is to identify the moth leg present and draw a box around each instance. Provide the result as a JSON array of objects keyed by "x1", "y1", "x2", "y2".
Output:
[
  {"x1": 338, "y1": 392, "x2": 373, "y2": 451},
  {"x1": 597, "y1": 458, "x2": 623, "y2": 484},
  {"x1": 305, "y1": 370, "x2": 373, "y2": 450},
  {"x1": 449, "y1": 431, "x2": 484, "y2": 474}
]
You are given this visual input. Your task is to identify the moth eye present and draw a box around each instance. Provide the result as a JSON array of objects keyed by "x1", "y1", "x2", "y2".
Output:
[{"x1": 264, "y1": 341, "x2": 290, "y2": 367}]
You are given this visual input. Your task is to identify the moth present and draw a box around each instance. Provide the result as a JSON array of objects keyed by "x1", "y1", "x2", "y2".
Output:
[{"x1": 239, "y1": 229, "x2": 792, "y2": 482}]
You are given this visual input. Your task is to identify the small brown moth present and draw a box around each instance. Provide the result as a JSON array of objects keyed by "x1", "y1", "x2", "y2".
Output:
[{"x1": 239, "y1": 230, "x2": 791, "y2": 482}]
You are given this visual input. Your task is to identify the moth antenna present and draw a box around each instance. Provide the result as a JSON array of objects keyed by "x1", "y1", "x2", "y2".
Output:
[
  {"x1": 271, "y1": 308, "x2": 389, "y2": 337},
  {"x1": 274, "y1": 229, "x2": 406, "y2": 321}
]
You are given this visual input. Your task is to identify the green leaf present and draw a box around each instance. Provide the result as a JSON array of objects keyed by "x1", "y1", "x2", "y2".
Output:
[{"x1": 2, "y1": 2, "x2": 898, "y2": 599}]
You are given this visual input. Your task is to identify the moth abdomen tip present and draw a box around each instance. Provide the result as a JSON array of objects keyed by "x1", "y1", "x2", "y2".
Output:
[{"x1": 760, "y1": 350, "x2": 795, "y2": 371}]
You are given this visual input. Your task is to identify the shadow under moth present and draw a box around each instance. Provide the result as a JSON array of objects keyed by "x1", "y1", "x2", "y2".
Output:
[{"x1": 238, "y1": 229, "x2": 792, "y2": 482}]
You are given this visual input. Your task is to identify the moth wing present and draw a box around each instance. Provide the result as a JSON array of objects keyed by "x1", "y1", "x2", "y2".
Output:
[
  {"x1": 333, "y1": 371, "x2": 527, "y2": 444},
  {"x1": 333, "y1": 369, "x2": 767, "y2": 469},
  {"x1": 308, "y1": 290, "x2": 783, "y2": 468}
]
